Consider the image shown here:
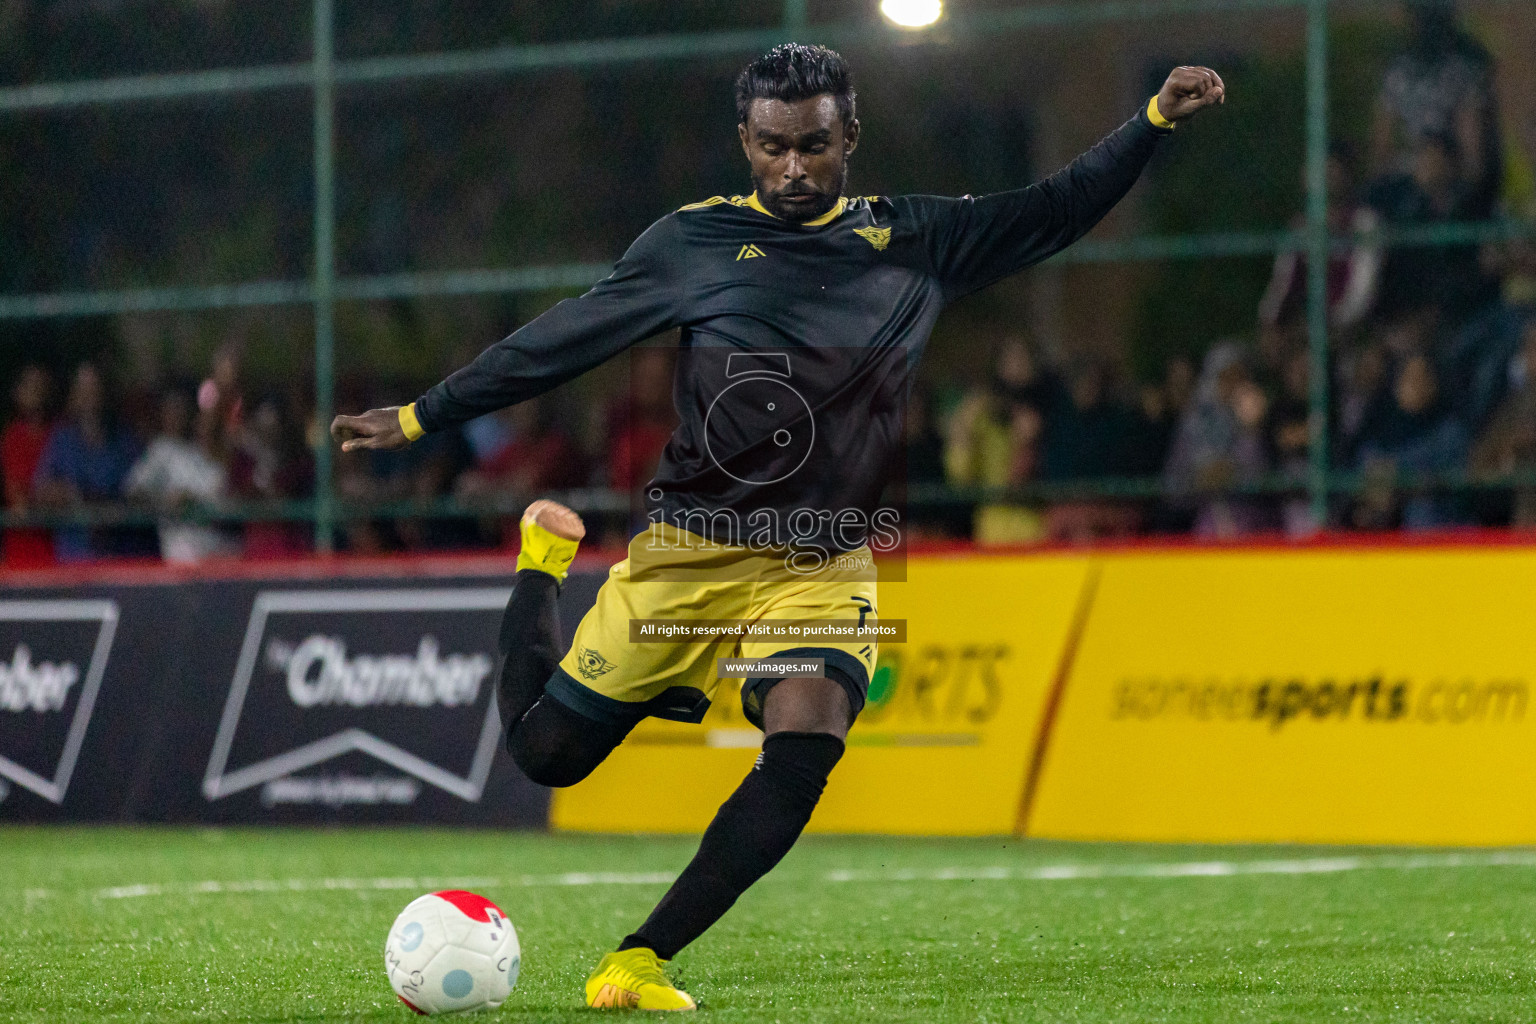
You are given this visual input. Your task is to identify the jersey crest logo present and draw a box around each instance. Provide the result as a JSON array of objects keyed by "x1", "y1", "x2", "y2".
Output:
[
  {"x1": 576, "y1": 647, "x2": 617, "y2": 680},
  {"x1": 736, "y1": 244, "x2": 767, "y2": 261},
  {"x1": 854, "y1": 226, "x2": 891, "y2": 251}
]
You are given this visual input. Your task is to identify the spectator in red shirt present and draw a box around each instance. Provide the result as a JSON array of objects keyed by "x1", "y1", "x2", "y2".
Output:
[
  {"x1": 2, "y1": 364, "x2": 54, "y2": 566},
  {"x1": 607, "y1": 346, "x2": 678, "y2": 491},
  {"x1": 229, "y1": 393, "x2": 315, "y2": 558},
  {"x1": 456, "y1": 397, "x2": 586, "y2": 548}
]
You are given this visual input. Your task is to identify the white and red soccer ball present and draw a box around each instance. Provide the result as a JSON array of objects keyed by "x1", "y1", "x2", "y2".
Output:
[{"x1": 384, "y1": 890, "x2": 520, "y2": 1015}]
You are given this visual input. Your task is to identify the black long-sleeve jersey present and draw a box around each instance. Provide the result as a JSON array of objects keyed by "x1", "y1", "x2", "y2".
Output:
[{"x1": 413, "y1": 105, "x2": 1173, "y2": 552}]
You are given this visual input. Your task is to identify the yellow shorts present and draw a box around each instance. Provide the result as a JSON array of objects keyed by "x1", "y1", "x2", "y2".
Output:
[{"x1": 549, "y1": 524, "x2": 879, "y2": 729}]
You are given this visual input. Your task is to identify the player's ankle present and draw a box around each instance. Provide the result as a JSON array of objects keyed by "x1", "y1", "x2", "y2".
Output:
[
  {"x1": 522, "y1": 498, "x2": 585, "y2": 541},
  {"x1": 616, "y1": 936, "x2": 657, "y2": 955},
  {"x1": 516, "y1": 500, "x2": 584, "y2": 582}
]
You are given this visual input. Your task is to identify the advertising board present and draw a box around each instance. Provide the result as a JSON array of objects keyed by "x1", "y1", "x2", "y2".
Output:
[{"x1": 1026, "y1": 549, "x2": 1536, "y2": 845}]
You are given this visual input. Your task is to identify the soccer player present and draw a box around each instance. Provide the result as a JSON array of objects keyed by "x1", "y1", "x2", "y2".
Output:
[{"x1": 333, "y1": 44, "x2": 1224, "y2": 1010}]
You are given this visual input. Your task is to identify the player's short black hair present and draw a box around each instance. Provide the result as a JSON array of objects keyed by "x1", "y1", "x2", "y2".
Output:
[{"x1": 735, "y1": 43, "x2": 856, "y2": 128}]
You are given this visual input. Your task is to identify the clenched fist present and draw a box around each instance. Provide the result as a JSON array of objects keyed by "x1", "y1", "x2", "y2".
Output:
[{"x1": 1156, "y1": 66, "x2": 1226, "y2": 123}]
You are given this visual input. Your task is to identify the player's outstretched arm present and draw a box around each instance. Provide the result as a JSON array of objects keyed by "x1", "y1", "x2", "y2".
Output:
[
  {"x1": 333, "y1": 217, "x2": 686, "y2": 453},
  {"x1": 920, "y1": 66, "x2": 1224, "y2": 299}
]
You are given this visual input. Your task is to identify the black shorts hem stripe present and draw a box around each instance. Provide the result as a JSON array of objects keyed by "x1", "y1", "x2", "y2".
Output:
[
  {"x1": 740, "y1": 646, "x2": 869, "y2": 731},
  {"x1": 545, "y1": 666, "x2": 712, "y2": 725}
]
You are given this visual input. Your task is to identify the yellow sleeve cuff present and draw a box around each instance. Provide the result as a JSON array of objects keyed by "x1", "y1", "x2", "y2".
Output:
[
  {"x1": 398, "y1": 402, "x2": 425, "y2": 442},
  {"x1": 1147, "y1": 95, "x2": 1176, "y2": 130}
]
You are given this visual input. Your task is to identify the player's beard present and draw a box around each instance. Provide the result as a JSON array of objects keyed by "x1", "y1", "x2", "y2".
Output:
[{"x1": 753, "y1": 157, "x2": 848, "y2": 223}]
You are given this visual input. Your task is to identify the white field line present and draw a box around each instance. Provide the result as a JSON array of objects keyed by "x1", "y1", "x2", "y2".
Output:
[
  {"x1": 90, "y1": 871, "x2": 677, "y2": 901},
  {"x1": 12, "y1": 851, "x2": 1529, "y2": 903},
  {"x1": 823, "y1": 851, "x2": 1536, "y2": 883}
]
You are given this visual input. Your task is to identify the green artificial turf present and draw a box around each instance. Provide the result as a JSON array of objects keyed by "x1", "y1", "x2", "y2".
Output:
[{"x1": 1, "y1": 827, "x2": 1533, "y2": 1022}]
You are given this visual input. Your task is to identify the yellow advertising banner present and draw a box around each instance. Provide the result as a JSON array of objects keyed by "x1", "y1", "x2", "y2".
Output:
[
  {"x1": 1027, "y1": 548, "x2": 1536, "y2": 846},
  {"x1": 550, "y1": 554, "x2": 1089, "y2": 835}
]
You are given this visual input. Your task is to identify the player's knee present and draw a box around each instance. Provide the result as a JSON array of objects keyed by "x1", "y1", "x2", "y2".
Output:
[
  {"x1": 761, "y1": 676, "x2": 855, "y2": 738},
  {"x1": 505, "y1": 696, "x2": 625, "y2": 788},
  {"x1": 508, "y1": 736, "x2": 598, "y2": 788}
]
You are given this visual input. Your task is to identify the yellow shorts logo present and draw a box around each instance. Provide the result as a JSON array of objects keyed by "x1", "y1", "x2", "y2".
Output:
[{"x1": 576, "y1": 647, "x2": 616, "y2": 680}]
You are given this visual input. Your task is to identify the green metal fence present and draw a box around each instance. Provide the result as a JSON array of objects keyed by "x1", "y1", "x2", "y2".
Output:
[{"x1": 1, "y1": 0, "x2": 1531, "y2": 548}]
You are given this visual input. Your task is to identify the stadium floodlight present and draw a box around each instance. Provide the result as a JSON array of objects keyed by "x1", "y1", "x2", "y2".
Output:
[{"x1": 880, "y1": 0, "x2": 943, "y2": 29}]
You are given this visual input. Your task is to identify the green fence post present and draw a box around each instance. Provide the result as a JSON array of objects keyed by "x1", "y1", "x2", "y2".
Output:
[
  {"x1": 312, "y1": 0, "x2": 337, "y2": 553},
  {"x1": 1304, "y1": 0, "x2": 1330, "y2": 530}
]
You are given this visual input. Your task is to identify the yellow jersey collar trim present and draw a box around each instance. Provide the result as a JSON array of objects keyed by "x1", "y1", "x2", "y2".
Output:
[{"x1": 746, "y1": 191, "x2": 848, "y2": 226}]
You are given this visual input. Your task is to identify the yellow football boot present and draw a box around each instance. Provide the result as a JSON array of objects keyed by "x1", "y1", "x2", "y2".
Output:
[
  {"x1": 584, "y1": 948, "x2": 697, "y2": 1011},
  {"x1": 516, "y1": 499, "x2": 585, "y2": 582}
]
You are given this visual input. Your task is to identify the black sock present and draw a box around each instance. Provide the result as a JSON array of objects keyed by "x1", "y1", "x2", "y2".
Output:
[
  {"x1": 495, "y1": 569, "x2": 563, "y2": 736},
  {"x1": 618, "y1": 731, "x2": 845, "y2": 960}
]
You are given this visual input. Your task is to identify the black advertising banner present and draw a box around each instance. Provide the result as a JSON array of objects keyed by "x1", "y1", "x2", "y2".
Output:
[
  {"x1": 0, "y1": 599, "x2": 118, "y2": 807},
  {"x1": 0, "y1": 570, "x2": 605, "y2": 825}
]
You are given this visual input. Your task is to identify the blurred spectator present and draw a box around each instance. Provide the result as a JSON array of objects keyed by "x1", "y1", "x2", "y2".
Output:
[
  {"x1": 33, "y1": 363, "x2": 142, "y2": 562},
  {"x1": 2, "y1": 365, "x2": 55, "y2": 567},
  {"x1": 1127, "y1": 356, "x2": 1194, "y2": 477},
  {"x1": 1040, "y1": 362, "x2": 1140, "y2": 542},
  {"x1": 1040, "y1": 362, "x2": 1136, "y2": 481},
  {"x1": 1163, "y1": 344, "x2": 1277, "y2": 538},
  {"x1": 229, "y1": 393, "x2": 315, "y2": 558},
  {"x1": 943, "y1": 338, "x2": 1052, "y2": 545},
  {"x1": 903, "y1": 387, "x2": 948, "y2": 491},
  {"x1": 1441, "y1": 303, "x2": 1531, "y2": 435},
  {"x1": 377, "y1": 425, "x2": 476, "y2": 552},
  {"x1": 1354, "y1": 353, "x2": 1471, "y2": 530},
  {"x1": 1269, "y1": 349, "x2": 1318, "y2": 535},
  {"x1": 1483, "y1": 186, "x2": 1536, "y2": 310},
  {"x1": 1471, "y1": 319, "x2": 1536, "y2": 525},
  {"x1": 1163, "y1": 354, "x2": 1196, "y2": 420},
  {"x1": 607, "y1": 347, "x2": 678, "y2": 491},
  {"x1": 1259, "y1": 145, "x2": 1382, "y2": 335},
  {"x1": 125, "y1": 388, "x2": 238, "y2": 564},
  {"x1": 899, "y1": 385, "x2": 966, "y2": 540},
  {"x1": 945, "y1": 394, "x2": 1044, "y2": 546},
  {"x1": 1369, "y1": 133, "x2": 1501, "y2": 322},
  {"x1": 463, "y1": 408, "x2": 516, "y2": 467},
  {"x1": 1335, "y1": 340, "x2": 1393, "y2": 470},
  {"x1": 199, "y1": 344, "x2": 245, "y2": 434},
  {"x1": 335, "y1": 447, "x2": 390, "y2": 555},
  {"x1": 987, "y1": 334, "x2": 1067, "y2": 413},
  {"x1": 1337, "y1": 306, "x2": 1444, "y2": 471},
  {"x1": 1372, "y1": 0, "x2": 1501, "y2": 217},
  {"x1": 456, "y1": 397, "x2": 583, "y2": 547},
  {"x1": 458, "y1": 398, "x2": 582, "y2": 499}
]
